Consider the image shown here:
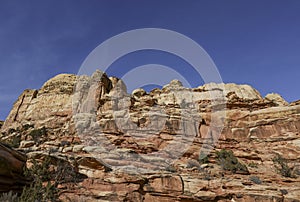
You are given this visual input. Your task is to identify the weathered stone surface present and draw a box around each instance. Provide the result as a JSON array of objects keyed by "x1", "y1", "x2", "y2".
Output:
[
  {"x1": 1, "y1": 71, "x2": 300, "y2": 201},
  {"x1": 265, "y1": 93, "x2": 289, "y2": 106},
  {"x1": 2, "y1": 74, "x2": 77, "y2": 133},
  {"x1": 0, "y1": 142, "x2": 29, "y2": 193},
  {"x1": 19, "y1": 140, "x2": 35, "y2": 148}
]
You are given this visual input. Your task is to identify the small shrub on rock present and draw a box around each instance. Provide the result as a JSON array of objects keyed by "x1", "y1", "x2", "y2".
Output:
[
  {"x1": 216, "y1": 149, "x2": 249, "y2": 174},
  {"x1": 272, "y1": 154, "x2": 293, "y2": 178},
  {"x1": 248, "y1": 162, "x2": 258, "y2": 168},
  {"x1": 249, "y1": 176, "x2": 262, "y2": 184},
  {"x1": 3, "y1": 135, "x2": 21, "y2": 148},
  {"x1": 22, "y1": 124, "x2": 34, "y2": 131},
  {"x1": 28, "y1": 127, "x2": 47, "y2": 143},
  {"x1": 198, "y1": 153, "x2": 209, "y2": 164},
  {"x1": 19, "y1": 154, "x2": 87, "y2": 202},
  {"x1": 19, "y1": 156, "x2": 58, "y2": 202}
]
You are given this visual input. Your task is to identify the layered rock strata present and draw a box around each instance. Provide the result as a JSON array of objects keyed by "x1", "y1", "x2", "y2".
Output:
[{"x1": 1, "y1": 71, "x2": 299, "y2": 201}]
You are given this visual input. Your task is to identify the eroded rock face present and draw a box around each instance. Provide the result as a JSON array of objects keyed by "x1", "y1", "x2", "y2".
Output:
[
  {"x1": 265, "y1": 93, "x2": 289, "y2": 106},
  {"x1": 2, "y1": 74, "x2": 77, "y2": 132},
  {"x1": 1, "y1": 71, "x2": 300, "y2": 201},
  {"x1": 0, "y1": 142, "x2": 29, "y2": 193}
]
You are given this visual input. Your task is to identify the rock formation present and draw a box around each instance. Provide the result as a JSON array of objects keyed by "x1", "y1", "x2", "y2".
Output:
[
  {"x1": 1, "y1": 70, "x2": 300, "y2": 201},
  {"x1": 0, "y1": 142, "x2": 29, "y2": 193}
]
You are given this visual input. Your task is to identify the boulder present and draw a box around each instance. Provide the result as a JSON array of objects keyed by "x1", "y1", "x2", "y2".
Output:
[{"x1": 0, "y1": 142, "x2": 30, "y2": 193}]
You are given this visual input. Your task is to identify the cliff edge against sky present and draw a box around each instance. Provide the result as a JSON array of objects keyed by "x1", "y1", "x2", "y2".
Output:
[{"x1": 1, "y1": 71, "x2": 300, "y2": 201}]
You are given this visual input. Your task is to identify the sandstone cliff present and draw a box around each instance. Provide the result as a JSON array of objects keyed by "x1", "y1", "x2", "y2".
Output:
[{"x1": 1, "y1": 71, "x2": 299, "y2": 201}]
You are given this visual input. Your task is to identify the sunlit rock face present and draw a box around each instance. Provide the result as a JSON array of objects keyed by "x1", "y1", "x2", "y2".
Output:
[{"x1": 1, "y1": 70, "x2": 300, "y2": 201}]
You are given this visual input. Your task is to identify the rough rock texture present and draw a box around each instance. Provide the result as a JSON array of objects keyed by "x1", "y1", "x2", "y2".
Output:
[
  {"x1": 0, "y1": 142, "x2": 29, "y2": 193},
  {"x1": 1, "y1": 70, "x2": 300, "y2": 201}
]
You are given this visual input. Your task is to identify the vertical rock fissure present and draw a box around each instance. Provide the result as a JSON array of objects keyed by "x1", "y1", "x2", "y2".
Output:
[
  {"x1": 178, "y1": 174, "x2": 184, "y2": 194},
  {"x1": 13, "y1": 94, "x2": 25, "y2": 122}
]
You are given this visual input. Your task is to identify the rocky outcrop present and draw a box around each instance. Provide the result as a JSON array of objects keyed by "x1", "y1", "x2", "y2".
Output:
[
  {"x1": 1, "y1": 70, "x2": 300, "y2": 201},
  {"x1": 2, "y1": 74, "x2": 76, "y2": 132},
  {"x1": 0, "y1": 142, "x2": 29, "y2": 193}
]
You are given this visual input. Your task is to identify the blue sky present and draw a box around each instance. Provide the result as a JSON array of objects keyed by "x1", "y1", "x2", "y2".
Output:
[{"x1": 0, "y1": 0, "x2": 300, "y2": 120}]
